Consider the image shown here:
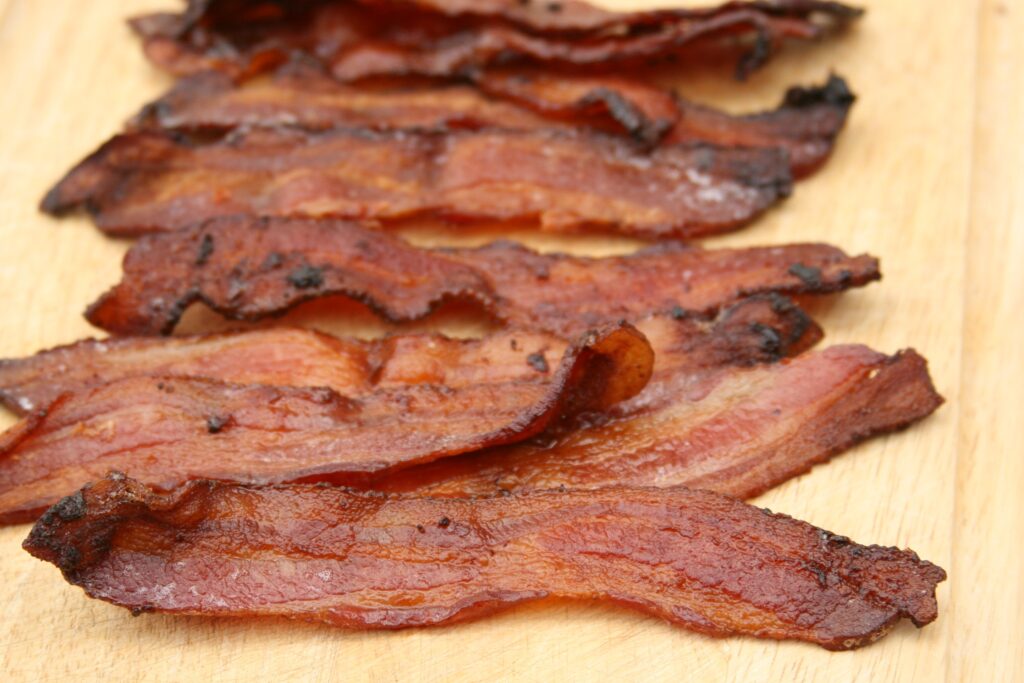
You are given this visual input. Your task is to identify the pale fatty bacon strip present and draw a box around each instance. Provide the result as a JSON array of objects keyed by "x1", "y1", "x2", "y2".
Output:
[
  {"x1": 82, "y1": 216, "x2": 880, "y2": 337},
  {"x1": 375, "y1": 344, "x2": 943, "y2": 500},
  {"x1": 41, "y1": 126, "x2": 793, "y2": 239},
  {"x1": 0, "y1": 323, "x2": 653, "y2": 524},
  {"x1": 129, "y1": 0, "x2": 861, "y2": 81},
  {"x1": 0, "y1": 296, "x2": 814, "y2": 418},
  {"x1": 24, "y1": 475, "x2": 943, "y2": 650}
]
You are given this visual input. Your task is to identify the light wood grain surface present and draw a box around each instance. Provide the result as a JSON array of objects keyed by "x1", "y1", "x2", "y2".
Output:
[{"x1": 0, "y1": 1, "x2": 1020, "y2": 681}]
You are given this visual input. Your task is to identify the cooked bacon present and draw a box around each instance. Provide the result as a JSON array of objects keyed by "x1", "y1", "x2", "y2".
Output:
[
  {"x1": 670, "y1": 74, "x2": 855, "y2": 177},
  {"x1": 0, "y1": 323, "x2": 653, "y2": 524},
  {"x1": 376, "y1": 344, "x2": 943, "y2": 499},
  {"x1": 128, "y1": 66, "x2": 678, "y2": 145},
  {"x1": 358, "y1": 0, "x2": 862, "y2": 33},
  {"x1": 128, "y1": 67, "x2": 853, "y2": 172},
  {"x1": 42, "y1": 125, "x2": 794, "y2": 239},
  {"x1": 130, "y1": 0, "x2": 861, "y2": 81},
  {"x1": 0, "y1": 328, "x2": 553, "y2": 417},
  {"x1": 0, "y1": 296, "x2": 814, "y2": 417},
  {"x1": 24, "y1": 474, "x2": 944, "y2": 649},
  {"x1": 83, "y1": 216, "x2": 880, "y2": 336},
  {"x1": 129, "y1": 70, "x2": 558, "y2": 135},
  {"x1": 470, "y1": 68, "x2": 679, "y2": 143},
  {"x1": 0, "y1": 297, "x2": 821, "y2": 522}
]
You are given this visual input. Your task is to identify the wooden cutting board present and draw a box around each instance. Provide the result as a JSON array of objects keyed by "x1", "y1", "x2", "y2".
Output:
[{"x1": 0, "y1": 0, "x2": 1020, "y2": 680}]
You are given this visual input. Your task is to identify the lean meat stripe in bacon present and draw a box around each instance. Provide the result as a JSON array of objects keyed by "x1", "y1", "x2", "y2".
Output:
[
  {"x1": 23, "y1": 475, "x2": 943, "y2": 650},
  {"x1": 130, "y1": 0, "x2": 861, "y2": 81},
  {"x1": 42, "y1": 126, "x2": 794, "y2": 239},
  {"x1": 0, "y1": 323, "x2": 653, "y2": 524},
  {"x1": 82, "y1": 216, "x2": 880, "y2": 336}
]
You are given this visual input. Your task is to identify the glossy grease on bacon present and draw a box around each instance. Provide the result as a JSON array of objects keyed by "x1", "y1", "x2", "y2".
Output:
[
  {"x1": 42, "y1": 126, "x2": 792, "y2": 238},
  {"x1": 84, "y1": 216, "x2": 880, "y2": 336},
  {"x1": 1, "y1": 296, "x2": 810, "y2": 417},
  {"x1": 130, "y1": 0, "x2": 861, "y2": 81},
  {"x1": 24, "y1": 475, "x2": 943, "y2": 650},
  {"x1": 0, "y1": 324, "x2": 653, "y2": 524},
  {"x1": 669, "y1": 74, "x2": 855, "y2": 178},
  {"x1": 376, "y1": 344, "x2": 943, "y2": 498}
]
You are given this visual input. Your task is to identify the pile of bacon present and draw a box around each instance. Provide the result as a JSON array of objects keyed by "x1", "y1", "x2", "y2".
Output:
[{"x1": 4, "y1": 0, "x2": 948, "y2": 651}]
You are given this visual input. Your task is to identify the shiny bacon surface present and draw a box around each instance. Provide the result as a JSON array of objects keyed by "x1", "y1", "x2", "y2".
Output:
[
  {"x1": 0, "y1": 296, "x2": 810, "y2": 417},
  {"x1": 42, "y1": 126, "x2": 793, "y2": 238},
  {"x1": 377, "y1": 344, "x2": 943, "y2": 498},
  {"x1": 83, "y1": 216, "x2": 880, "y2": 336},
  {"x1": 24, "y1": 474, "x2": 944, "y2": 650},
  {"x1": 130, "y1": 0, "x2": 860, "y2": 81},
  {"x1": 0, "y1": 328, "x2": 564, "y2": 417},
  {"x1": 0, "y1": 324, "x2": 653, "y2": 523}
]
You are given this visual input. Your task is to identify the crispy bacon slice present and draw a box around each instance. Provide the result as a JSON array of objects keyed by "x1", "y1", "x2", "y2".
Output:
[
  {"x1": 357, "y1": 0, "x2": 863, "y2": 33},
  {"x1": 42, "y1": 125, "x2": 794, "y2": 239},
  {"x1": 669, "y1": 74, "x2": 855, "y2": 177},
  {"x1": 0, "y1": 328, "x2": 551, "y2": 417},
  {"x1": 0, "y1": 296, "x2": 813, "y2": 418},
  {"x1": 376, "y1": 344, "x2": 944, "y2": 499},
  {"x1": 131, "y1": 0, "x2": 861, "y2": 81},
  {"x1": 471, "y1": 68, "x2": 679, "y2": 143},
  {"x1": 24, "y1": 474, "x2": 944, "y2": 649},
  {"x1": 132, "y1": 66, "x2": 852, "y2": 166},
  {"x1": 129, "y1": 70, "x2": 558, "y2": 136},
  {"x1": 129, "y1": 66, "x2": 679, "y2": 145},
  {"x1": 0, "y1": 323, "x2": 653, "y2": 524},
  {"x1": 83, "y1": 216, "x2": 880, "y2": 336}
]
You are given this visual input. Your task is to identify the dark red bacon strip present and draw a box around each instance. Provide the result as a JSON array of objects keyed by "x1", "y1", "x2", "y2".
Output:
[
  {"x1": 472, "y1": 68, "x2": 679, "y2": 143},
  {"x1": 377, "y1": 344, "x2": 944, "y2": 499},
  {"x1": 357, "y1": 0, "x2": 862, "y2": 34},
  {"x1": 129, "y1": 68, "x2": 853, "y2": 172},
  {"x1": 0, "y1": 323, "x2": 653, "y2": 524},
  {"x1": 0, "y1": 296, "x2": 812, "y2": 417},
  {"x1": 669, "y1": 74, "x2": 855, "y2": 178},
  {"x1": 24, "y1": 475, "x2": 944, "y2": 649},
  {"x1": 42, "y1": 125, "x2": 793, "y2": 239},
  {"x1": 129, "y1": 69, "x2": 559, "y2": 135},
  {"x1": 83, "y1": 216, "x2": 880, "y2": 337},
  {"x1": 130, "y1": 0, "x2": 860, "y2": 81}
]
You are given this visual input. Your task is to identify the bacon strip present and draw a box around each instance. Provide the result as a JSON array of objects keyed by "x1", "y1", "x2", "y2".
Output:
[
  {"x1": 129, "y1": 70, "x2": 559, "y2": 135},
  {"x1": 471, "y1": 68, "x2": 680, "y2": 143},
  {"x1": 130, "y1": 0, "x2": 861, "y2": 81},
  {"x1": 0, "y1": 296, "x2": 813, "y2": 418},
  {"x1": 129, "y1": 66, "x2": 679, "y2": 145},
  {"x1": 42, "y1": 125, "x2": 794, "y2": 239},
  {"x1": 0, "y1": 323, "x2": 653, "y2": 524},
  {"x1": 130, "y1": 67, "x2": 853, "y2": 172},
  {"x1": 23, "y1": 475, "x2": 944, "y2": 649},
  {"x1": 376, "y1": 344, "x2": 943, "y2": 499},
  {"x1": 669, "y1": 74, "x2": 855, "y2": 178},
  {"x1": 83, "y1": 216, "x2": 880, "y2": 336}
]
